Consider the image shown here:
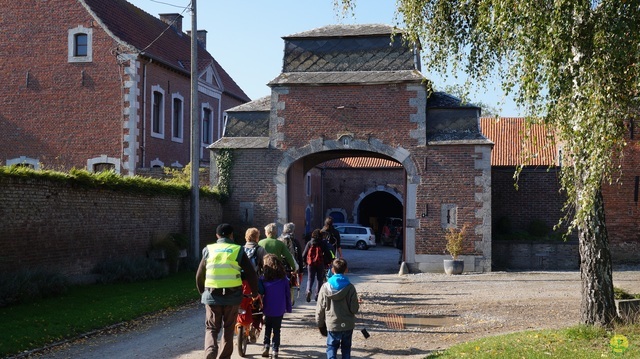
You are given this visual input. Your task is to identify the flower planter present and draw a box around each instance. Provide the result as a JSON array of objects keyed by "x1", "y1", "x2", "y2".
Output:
[{"x1": 443, "y1": 259, "x2": 464, "y2": 275}]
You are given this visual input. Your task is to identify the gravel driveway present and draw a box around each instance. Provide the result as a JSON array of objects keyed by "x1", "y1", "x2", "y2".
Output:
[{"x1": 28, "y1": 246, "x2": 640, "y2": 359}]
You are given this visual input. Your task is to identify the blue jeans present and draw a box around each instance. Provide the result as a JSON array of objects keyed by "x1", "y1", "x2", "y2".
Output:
[{"x1": 326, "y1": 329, "x2": 353, "y2": 359}]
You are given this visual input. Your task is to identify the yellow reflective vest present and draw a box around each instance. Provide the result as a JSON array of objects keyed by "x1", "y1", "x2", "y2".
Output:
[{"x1": 204, "y1": 242, "x2": 242, "y2": 288}]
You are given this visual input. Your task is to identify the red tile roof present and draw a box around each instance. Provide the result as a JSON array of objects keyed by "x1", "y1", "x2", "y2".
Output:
[
  {"x1": 83, "y1": 0, "x2": 249, "y2": 102},
  {"x1": 321, "y1": 157, "x2": 402, "y2": 168},
  {"x1": 480, "y1": 117, "x2": 557, "y2": 166}
]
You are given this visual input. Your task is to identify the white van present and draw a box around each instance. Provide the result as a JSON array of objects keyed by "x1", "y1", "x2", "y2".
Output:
[{"x1": 334, "y1": 224, "x2": 377, "y2": 250}]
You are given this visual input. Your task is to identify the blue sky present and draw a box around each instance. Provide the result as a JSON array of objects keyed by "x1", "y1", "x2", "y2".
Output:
[{"x1": 128, "y1": 0, "x2": 521, "y2": 116}]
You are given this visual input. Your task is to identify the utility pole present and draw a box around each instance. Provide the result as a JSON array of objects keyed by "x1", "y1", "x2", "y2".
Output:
[{"x1": 189, "y1": 0, "x2": 200, "y2": 262}]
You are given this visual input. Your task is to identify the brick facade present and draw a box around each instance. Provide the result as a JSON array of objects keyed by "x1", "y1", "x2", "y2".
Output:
[
  {"x1": 0, "y1": 176, "x2": 221, "y2": 278},
  {"x1": 1, "y1": 1, "x2": 248, "y2": 175}
]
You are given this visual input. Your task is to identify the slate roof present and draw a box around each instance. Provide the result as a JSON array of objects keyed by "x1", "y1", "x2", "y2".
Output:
[
  {"x1": 269, "y1": 70, "x2": 424, "y2": 86},
  {"x1": 82, "y1": 0, "x2": 249, "y2": 102},
  {"x1": 209, "y1": 137, "x2": 269, "y2": 149},
  {"x1": 427, "y1": 92, "x2": 480, "y2": 109},
  {"x1": 480, "y1": 117, "x2": 557, "y2": 166},
  {"x1": 272, "y1": 23, "x2": 421, "y2": 88},
  {"x1": 284, "y1": 24, "x2": 403, "y2": 38}
]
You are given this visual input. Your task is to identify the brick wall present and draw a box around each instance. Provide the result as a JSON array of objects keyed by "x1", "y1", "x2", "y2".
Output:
[
  {"x1": 414, "y1": 145, "x2": 487, "y2": 256},
  {"x1": 492, "y1": 167, "x2": 568, "y2": 235},
  {"x1": 1, "y1": 1, "x2": 123, "y2": 171},
  {"x1": 0, "y1": 176, "x2": 221, "y2": 278}
]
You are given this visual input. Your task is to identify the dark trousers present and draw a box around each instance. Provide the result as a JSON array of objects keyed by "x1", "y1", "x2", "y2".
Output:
[
  {"x1": 204, "y1": 303, "x2": 239, "y2": 359},
  {"x1": 306, "y1": 264, "x2": 325, "y2": 296},
  {"x1": 263, "y1": 315, "x2": 284, "y2": 351}
]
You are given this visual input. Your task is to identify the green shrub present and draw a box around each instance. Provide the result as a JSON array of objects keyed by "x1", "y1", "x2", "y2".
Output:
[
  {"x1": 0, "y1": 268, "x2": 68, "y2": 307},
  {"x1": 615, "y1": 286, "x2": 637, "y2": 300},
  {"x1": 92, "y1": 257, "x2": 168, "y2": 284}
]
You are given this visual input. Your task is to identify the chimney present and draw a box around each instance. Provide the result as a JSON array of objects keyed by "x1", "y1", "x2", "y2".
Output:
[
  {"x1": 187, "y1": 30, "x2": 208, "y2": 49},
  {"x1": 159, "y1": 13, "x2": 183, "y2": 33}
]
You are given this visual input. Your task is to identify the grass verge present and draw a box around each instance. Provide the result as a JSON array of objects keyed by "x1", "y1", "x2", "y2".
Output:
[
  {"x1": 0, "y1": 270, "x2": 197, "y2": 357},
  {"x1": 426, "y1": 324, "x2": 640, "y2": 358}
]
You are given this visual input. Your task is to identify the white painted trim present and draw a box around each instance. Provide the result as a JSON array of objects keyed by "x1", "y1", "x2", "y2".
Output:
[
  {"x1": 151, "y1": 85, "x2": 165, "y2": 139},
  {"x1": 87, "y1": 155, "x2": 121, "y2": 174},
  {"x1": 150, "y1": 158, "x2": 164, "y2": 168},
  {"x1": 68, "y1": 26, "x2": 93, "y2": 63},
  {"x1": 171, "y1": 92, "x2": 185, "y2": 143},
  {"x1": 7, "y1": 156, "x2": 40, "y2": 170}
]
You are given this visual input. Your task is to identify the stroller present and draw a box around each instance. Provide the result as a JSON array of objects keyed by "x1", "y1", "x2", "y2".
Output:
[{"x1": 235, "y1": 280, "x2": 263, "y2": 357}]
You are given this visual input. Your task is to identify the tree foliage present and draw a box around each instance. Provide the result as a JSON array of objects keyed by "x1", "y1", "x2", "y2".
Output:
[{"x1": 337, "y1": 0, "x2": 640, "y2": 327}]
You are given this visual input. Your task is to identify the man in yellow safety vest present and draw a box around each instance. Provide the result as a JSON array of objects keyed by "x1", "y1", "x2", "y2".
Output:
[{"x1": 196, "y1": 223, "x2": 259, "y2": 359}]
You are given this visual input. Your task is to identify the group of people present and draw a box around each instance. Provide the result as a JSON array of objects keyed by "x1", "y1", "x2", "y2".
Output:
[{"x1": 195, "y1": 217, "x2": 359, "y2": 359}]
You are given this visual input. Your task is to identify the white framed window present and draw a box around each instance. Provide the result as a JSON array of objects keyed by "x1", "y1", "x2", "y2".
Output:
[
  {"x1": 7, "y1": 156, "x2": 40, "y2": 170},
  {"x1": 150, "y1": 158, "x2": 164, "y2": 168},
  {"x1": 87, "y1": 155, "x2": 120, "y2": 174},
  {"x1": 68, "y1": 26, "x2": 93, "y2": 63},
  {"x1": 151, "y1": 85, "x2": 165, "y2": 139},
  {"x1": 202, "y1": 104, "x2": 212, "y2": 145},
  {"x1": 171, "y1": 93, "x2": 184, "y2": 142}
]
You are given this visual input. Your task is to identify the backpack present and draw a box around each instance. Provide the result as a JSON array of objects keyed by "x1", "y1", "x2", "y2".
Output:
[
  {"x1": 322, "y1": 230, "x2": 336, "y2": 246},
  {"x1": 244, "y1": 246, "x2": 259, "y2": 271},
  {"x1": 307, "y1": 244, "x2": 324, "y2": 266}
]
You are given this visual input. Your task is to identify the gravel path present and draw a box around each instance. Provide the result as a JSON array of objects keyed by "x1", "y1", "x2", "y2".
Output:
[{"x1": 27, "y1": 246, "x2": 640, "y2": 359}]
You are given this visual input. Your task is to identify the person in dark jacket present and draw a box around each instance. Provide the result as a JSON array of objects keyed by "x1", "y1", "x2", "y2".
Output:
[
  {"x1": 301, "y1": 229, "x2": 330, "y2": 302},
  {"x1": 316, "y1": 258, "x2": 359, "y2": 359}
]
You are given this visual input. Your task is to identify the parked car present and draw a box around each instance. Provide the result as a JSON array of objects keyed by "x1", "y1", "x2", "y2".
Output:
[{"x1": 334, "y1": 224, "x2": 377, "y2": 250}]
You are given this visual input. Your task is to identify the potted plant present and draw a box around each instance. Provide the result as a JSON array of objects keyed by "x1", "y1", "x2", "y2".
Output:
[{"x1": 444, "y1": 225, "x2": 467, "y2": 275}]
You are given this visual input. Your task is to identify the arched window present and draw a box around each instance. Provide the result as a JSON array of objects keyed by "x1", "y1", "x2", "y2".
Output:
[
  {"x1": 87, "y1": 155, "x2": 120, "y2": 174},
  {"x1": 68, "y1": 26, "x2": 92, "y2": 63}
]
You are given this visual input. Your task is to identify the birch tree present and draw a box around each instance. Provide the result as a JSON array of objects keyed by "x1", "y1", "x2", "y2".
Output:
[{"x1": 337, "y1": 0, "x2": 640, "y2": 327}]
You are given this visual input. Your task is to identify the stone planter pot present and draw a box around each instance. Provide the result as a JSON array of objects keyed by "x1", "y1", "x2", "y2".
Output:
[{"x1": 444, "y1": 259, "x2": 464, "y2": 275}]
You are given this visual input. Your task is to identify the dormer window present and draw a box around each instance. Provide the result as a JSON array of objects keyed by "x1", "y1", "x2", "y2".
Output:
[{"x1": 68, "y1": 26, "x2": 93, "y2": 63}]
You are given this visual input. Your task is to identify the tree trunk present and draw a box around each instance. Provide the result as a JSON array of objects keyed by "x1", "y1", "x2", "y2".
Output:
[{"x1": 578, "y1": 188, "x2": 617, "y2": 326}]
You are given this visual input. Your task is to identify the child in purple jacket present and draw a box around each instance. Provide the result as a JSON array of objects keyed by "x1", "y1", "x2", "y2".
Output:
[{"x1": 259, "y1": 253, "x2": 292, "y2": 358}]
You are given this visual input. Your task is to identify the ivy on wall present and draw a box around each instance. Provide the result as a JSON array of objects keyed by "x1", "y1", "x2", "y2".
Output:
[{"x1": 215, "y1": 149, "x2": 233, "y2": 203}]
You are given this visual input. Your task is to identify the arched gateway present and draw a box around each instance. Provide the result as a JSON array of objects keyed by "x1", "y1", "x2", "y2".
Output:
[{"x1": 210, "y1": 24, "x2": 492, "y2": 273}]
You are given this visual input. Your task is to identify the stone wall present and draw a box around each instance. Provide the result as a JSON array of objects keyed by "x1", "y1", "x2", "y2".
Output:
[
  {"x1": 0, "y1": 176, "x2": 221, "y2": 278},
  {"x1": 492, "y1": 240, "x2": 580, "y2": 270}
]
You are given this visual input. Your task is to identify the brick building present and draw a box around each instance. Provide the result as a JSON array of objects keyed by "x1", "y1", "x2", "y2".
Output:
[
  {"x1": 1, "y1": 0, "x2": 249, "y2": 175},
  {"x1": 212, "y1": 24, "x2": 493, "y2": 273}
]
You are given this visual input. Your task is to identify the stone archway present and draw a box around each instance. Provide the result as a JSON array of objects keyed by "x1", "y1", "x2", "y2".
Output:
[
  {"x1": 352, "y1": 184, "x2": 404, "y2": 224},
  {"x1": 275, "y1": 137, "x2": 420, "y2": 264}
]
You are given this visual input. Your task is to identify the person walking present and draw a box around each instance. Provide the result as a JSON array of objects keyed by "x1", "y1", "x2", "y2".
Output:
[
  {"x1": 259, "y1": 253, "x2": 292, "y2": 358},
  {"x1": 316, "y1": 258, "x2": 359, "y2": 359},
  {"x1": 259, "y1": 223, "x2": 299, "y2": 274},
  {"x1": 301, "y1": 229, "x2": 329, "y2": 302},
  {"x1": 244, "y1": 227, "x2": 267, "y2": 274},
  {"x1": 196, "y1": 223, "x2": 259, "y2": 359},
  {"x1": 320, "y1": 217, "x2": 343, "y2": 259},
  {"x1": 278, "y1": 222, "x2": 303, "y2": 304}
]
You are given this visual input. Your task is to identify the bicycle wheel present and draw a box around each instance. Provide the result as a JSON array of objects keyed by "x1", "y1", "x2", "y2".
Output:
[{"x1": 236, "y1": 326, "x2": 248, "y2": 357}]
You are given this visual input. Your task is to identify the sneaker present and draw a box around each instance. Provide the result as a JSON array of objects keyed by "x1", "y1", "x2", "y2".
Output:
[
  {"x1": 272, "y1": 349, "x2": 279, "y2": 358},
  {"x1": 305, "y1": 291, "x2": 311, "y2": 303},
  {"x1": 262, "y1": 345, "x2": 269, "y2": 358}
]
